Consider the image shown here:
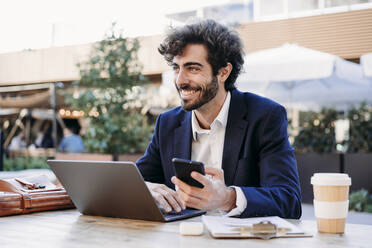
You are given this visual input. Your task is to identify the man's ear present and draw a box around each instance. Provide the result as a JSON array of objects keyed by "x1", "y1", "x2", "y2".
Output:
[{"x1": 217, "y1": 63, "x2": 233, "y2": 83}]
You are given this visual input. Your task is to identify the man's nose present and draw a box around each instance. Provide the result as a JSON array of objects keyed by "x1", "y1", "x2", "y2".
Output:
[{"x1": 175, "y1": 69, "x2": 187, "y2": 86}]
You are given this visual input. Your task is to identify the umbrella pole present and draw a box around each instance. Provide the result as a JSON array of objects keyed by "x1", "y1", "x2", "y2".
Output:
[
  {"x1": 0, "y1": 130, "x2": 4, "y2": 171},
  {"x1": 292, "y1": 108, "x2": 299, "y2": 136},
  {"x1": 50, "y1": 83, "x2": 58, "y2": 152},
  {"x1": 25, "y1": 110, "x2": 31, "y2": 146}
]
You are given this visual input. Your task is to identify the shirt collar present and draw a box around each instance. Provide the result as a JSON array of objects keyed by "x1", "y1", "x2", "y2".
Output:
[{"x1": 191, "y1": 91, "x2": 231, "y2": 141}]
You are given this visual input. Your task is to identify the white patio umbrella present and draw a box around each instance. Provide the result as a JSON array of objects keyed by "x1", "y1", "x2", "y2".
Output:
[
  {"x1": 236, "y1": 44, "x2": 372, "y2": 111},
  {"x1": 361, "y1": 52, "x2": 372, "y2": 78}
]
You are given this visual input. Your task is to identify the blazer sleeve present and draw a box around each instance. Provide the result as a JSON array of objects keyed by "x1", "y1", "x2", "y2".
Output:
[
  {"x1": 136, "y1": 114, "x2": 165, "y2": 184},
  {"x1": 239, "y1": 105, "x2": 302, "y2": 219}
]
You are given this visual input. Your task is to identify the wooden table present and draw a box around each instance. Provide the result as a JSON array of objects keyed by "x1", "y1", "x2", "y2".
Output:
[{"x1": 1, "y1": 209, "x2": 371, "y2": 248}]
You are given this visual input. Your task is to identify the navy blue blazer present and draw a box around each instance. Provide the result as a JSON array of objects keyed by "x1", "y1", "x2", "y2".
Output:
[{"x1": 137, "y1": 89, "x2": 302, "y2": 219}]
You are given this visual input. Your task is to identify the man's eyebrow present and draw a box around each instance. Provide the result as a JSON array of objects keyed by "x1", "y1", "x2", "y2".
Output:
[
  {"x1": 184, "y1": 62, "x2": 203, "y2": 67},
  {"x1": 170, "y1": 62, "x2": 203, "y2": 67}
]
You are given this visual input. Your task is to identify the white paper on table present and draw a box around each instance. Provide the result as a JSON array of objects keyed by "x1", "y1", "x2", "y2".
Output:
[{"x1": 202, "y1": 215, "x2": 305, "y2": 236}]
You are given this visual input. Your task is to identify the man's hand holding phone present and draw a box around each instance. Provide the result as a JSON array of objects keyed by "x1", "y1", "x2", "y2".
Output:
[
  {"x1": 146, "y1": 158, "x2": 236, "y2": 213},
  {"x1": 172, "y1": 158, "x2": 205, "y2": 188},
  {"x1": 171, "y1": 164, "x2": 236, "y2": 212}
]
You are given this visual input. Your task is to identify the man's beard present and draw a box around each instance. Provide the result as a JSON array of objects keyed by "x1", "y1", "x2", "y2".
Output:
[{"x1": 177, "y1": 76, "x2": 219, "y2": 111}]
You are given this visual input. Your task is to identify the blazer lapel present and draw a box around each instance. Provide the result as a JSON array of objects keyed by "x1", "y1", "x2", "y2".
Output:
[
  {"x1": 173, "y1": 111, "x2": 192, "y2": 160},
  {"x1": 222, "y1": 90, "x2": 249, "y2": 186}
]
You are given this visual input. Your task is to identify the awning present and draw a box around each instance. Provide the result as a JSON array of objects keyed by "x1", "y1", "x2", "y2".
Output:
[
  {"x1": 0, "y1": 90, "x2": 51, "y2": 108},
  {"x1": 0, "y1": 90, "x2": 65, "y2": 109}
]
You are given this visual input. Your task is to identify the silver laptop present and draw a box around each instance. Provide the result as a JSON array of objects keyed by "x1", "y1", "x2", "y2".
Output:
[{"x1": 47, "y1": 160, "x2": 206, "y2": 222}]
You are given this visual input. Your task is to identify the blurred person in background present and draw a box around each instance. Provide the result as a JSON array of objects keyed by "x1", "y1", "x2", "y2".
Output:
[
  {"x1": 34, "y1": 120, "x2": 54, "y2": 148},
  {"x1": 8, "y1": 130, "x2": 27, "y2": 150},
  {"x1": 58, "y1": 126, "x2": 84, "y2": 153}
]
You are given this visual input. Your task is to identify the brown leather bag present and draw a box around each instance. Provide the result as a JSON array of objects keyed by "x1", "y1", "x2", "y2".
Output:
[{"x1": 0, "y1": 174, "x2": 74, "y2": 217}]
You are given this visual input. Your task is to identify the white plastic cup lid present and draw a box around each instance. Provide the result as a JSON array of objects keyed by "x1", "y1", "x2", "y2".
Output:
[{"x1": 311, "y1": 173, "x2": 351, "y2": 186}]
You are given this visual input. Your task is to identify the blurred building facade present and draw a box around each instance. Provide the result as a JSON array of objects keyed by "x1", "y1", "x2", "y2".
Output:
[
  {"x1": 1, "y1": 4, "x2": 371, "y2": 89},
  {"x1": 1, "y1": 0, "x2": 371, "y2": 151}
]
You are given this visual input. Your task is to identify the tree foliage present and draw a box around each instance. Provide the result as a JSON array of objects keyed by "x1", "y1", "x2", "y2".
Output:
[
  {"x1": 293, "y1": 102, "x2": 372, "y2": 153},
  {"x1": 347, "y1": 102, "x2": 372, "y2": 153},
  {"x1": 293, "y1": 108, "x2": 339, "y2": 153},
  {"x1": 349, "y1": 189, "x2": 372, "y2": 213},
  {"x1": 64, "y1": 23, "x2": 154, "y2": 156}
]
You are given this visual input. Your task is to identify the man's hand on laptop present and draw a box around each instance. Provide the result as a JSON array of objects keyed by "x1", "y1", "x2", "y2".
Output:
[
  {"x1": 171, "y1": 168, "x2": 236, "y2": 211},
  {"x1": 145, "y1": 182, "x2": 185, "y2": 213}
]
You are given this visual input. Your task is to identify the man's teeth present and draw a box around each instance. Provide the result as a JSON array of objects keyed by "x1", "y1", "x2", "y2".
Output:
[{"x1": 181, "y1": 89, "x2": 197, "y2": 96}]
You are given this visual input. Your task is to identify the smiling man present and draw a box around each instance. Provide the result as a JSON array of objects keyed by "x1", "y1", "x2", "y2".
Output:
[{"x1": 136, "y1": 20, "x2": 302, "y2": 218}]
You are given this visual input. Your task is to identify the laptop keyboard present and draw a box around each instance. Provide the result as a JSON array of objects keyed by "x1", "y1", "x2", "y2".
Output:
[
  {"x1": 162, "y1": 208, "x2": 206, "y2": 221},
  {"x1": 165, "y1": 210, "x2": 188, "y2": 216}
]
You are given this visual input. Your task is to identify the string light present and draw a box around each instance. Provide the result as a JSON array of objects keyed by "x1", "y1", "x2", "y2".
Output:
[
  {"x1": 58, "y1": 108, "x2": 85, "y2": 118},
  {"x1": 58, "y1": 108, "x2": 100, "y2": 118}
]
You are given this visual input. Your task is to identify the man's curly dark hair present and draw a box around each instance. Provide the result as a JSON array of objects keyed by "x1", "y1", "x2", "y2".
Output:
[{"x1": 158, "y1": 19, "x2": 244, "y2": 91}]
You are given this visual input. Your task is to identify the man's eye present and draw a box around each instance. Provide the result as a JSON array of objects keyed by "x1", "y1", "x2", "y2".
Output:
[
  {"x1": 189, "y1": 67, "x2": 199, "y2": 72},
  {"x1": 172, "y1": 67, "x2": 179, "y2": 72}
]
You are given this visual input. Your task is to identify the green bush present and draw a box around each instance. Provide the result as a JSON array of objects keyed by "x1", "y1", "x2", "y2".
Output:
[
  {"x1": 347, "y1": 102, "x2": 372, "y2": 153},
  {"x1": 293, "y1": 108, "x2": 339, "y2": 153},
  {"x1": 293, "y1": 102, "x2": 372, "y2": 153},
  {"x1": 83, "y1": 110, "x2": 154, "y2": 154},
  {"x1": 349, "y1": 189, "x2": 372, "y2": 213},
  {"x1": 366, "y1": 204, "x2": 372, "y2": 213},
  {"x1": 3, "y1": 156, "x2": 49, "y2": 171}
]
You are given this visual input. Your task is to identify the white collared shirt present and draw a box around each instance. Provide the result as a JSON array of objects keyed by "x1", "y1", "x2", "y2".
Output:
[{"x1": 191, "y1": 91, "x2": 247, "y2": 216}]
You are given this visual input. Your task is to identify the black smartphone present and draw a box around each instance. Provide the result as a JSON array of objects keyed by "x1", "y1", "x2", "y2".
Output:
[{"x1": 172, "y1": 158, "x2": 205, "y2": 188}]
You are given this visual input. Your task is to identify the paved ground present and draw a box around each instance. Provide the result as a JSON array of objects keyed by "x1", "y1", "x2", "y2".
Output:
[{"x1": 302, "y1": 203, "x2": 372, "y2": 225}]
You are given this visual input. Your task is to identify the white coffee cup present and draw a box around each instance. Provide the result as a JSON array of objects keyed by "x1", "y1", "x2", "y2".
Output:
[{"x1": 311, "y1": 173, "x2": 351, "y2": 234}]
